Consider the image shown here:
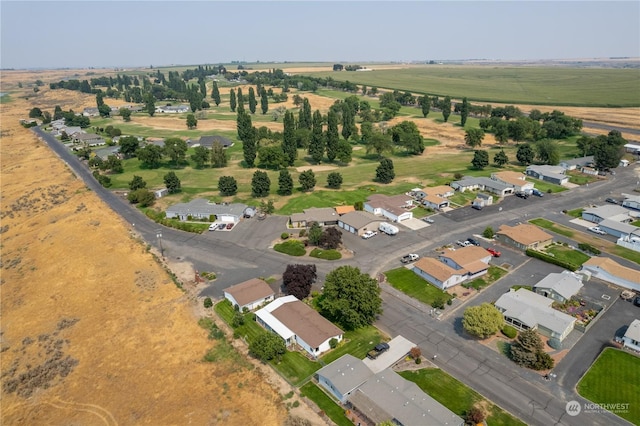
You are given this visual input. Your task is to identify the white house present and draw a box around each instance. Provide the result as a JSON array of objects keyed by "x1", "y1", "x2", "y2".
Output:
[
  {"x1": 622, "y1": 194, "x2": 640, "y2": 211},
  {"x1": 165, "y1": 198, "x2": 247, "y2": 223},
  {"x1": 364, "y1": 194, "x2": 413, "y2": 222},
  {"x1": 255, "y1": 295, "x2": 343, "y2": 357},
  {"x1": 155, "y1": 105, "x2": 189, "y2": 113},
  {"x1": 439, "y1": 246, "x2": 492, "y2": 280},
  {"x1": 451, "y1": 176, "x2": 513, "y2": 197},
  {"x1": 223, "y1": 278, "x2": 275, "y2": 312},
  {"x1": 412, "y1": 257, "x2": 468, "y2": 290},
  {"x1": 622, "y1": 319, "x2": 640, "y2": 352}
]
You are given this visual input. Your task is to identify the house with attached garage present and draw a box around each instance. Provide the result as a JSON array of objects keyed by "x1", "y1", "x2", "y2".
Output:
[
  {"x1": 289, "y1": 207, "x2": 339, "y2": 228},
  {"x1": 73, "y1": 133, "x2": 106, "y2": 146},
  {"x1": 622, "y1": 194, "x2": 640, "y2": 211},
  {"x1": 337, "y1": 211, "x2": 383, "y2": 236},
  {"x1": 422, "y1": 194, "x2": 450, "y2": 211},
  {"x1": 581, "y1": 257, "x2": 640, "y2": 292},
  {"x1": 412, "y1": 258, "x2": 467, "y2": 290},
  {"x1": 560, "y1": 156, "x2": 594, "y2": 171},
  {"x1": 165, "y1": 198, "x2": 247, "y2": 223},
  {"x1": 316, "y1": 354, "x2": 373, "y2": 403},
  {"x1": 525, "y1": 165, "x2": 569, "y2": 186},
  {"x1": 581, "y1": 205, "x2": 633, "y2": 224},
  {"x1": 439, "y1": 245, "x2": 491, "y2": 279},
  {"x1": 450, "y1": 176, "x2": 514, "y2": 197},
  {"x1": 255, "y1": 295, "x2": 343, "y2": 358},
  {"x1": 413, "y1": 185, "x2": 455, "y2": 199},
  {"x1": 491, "y1": 171, "x2": 534, "y2": 193},
  {"x1": 622, "y1": 319, "x2": 640, "y2": 352},
  {"x1": 533, "y1": 271, "x2": 583, "y2": 303},
  {"x1": 494, "y1": 288, "x2": 576, "y2": 341},
  {"x1": 364, "y1": 194, "x2": 414, "y2": 222},
  {"x1": 495, "y1": 223, "x2": 553, "y2": 251},
  {"x1": 223, "y1": 278, "x2": 275, "y2": 312}
]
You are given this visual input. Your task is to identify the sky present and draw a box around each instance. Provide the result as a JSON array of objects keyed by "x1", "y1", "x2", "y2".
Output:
[{"x1": 1, "y1": 1, "x2": 639, "y2": 69}]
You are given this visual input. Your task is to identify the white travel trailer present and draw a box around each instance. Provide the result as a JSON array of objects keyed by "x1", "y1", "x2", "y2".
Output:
[{"x1": 379, "y1": 222, "x2": 399, "y2": 235}]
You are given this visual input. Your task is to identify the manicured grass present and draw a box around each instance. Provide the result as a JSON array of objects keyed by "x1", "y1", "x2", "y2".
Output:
[
  {"x1": 546, "y1": 245, "x2": 591, "y2": 266},
  {"x1": 320, "y1": 326, "x2": 385, "y2": 364},
  {"x1": 270, "y1": 351, "x2": 320, "y2": 386},
  {"x1": 449, "y1": 191, "x2": 479, "y2": 206},
  {"x1": 577, "y1": 348, "x2": 640, "y2": 424},
  {"x1": 274, "y1": 239, "x2": 306, "y2": 256},
  {"x1": 462, "y1": 265, "x2": 508, "y2": 290},
  {"x1": 611, "y1": 246, "x2": 640, "y2": 265},
  {"x1": 399, "y1": 369, "x2": 526, "y2": 426},
  {"x1": 309, "y1": 248, "x2": 341, "y2": 260},
  {"x1": 566, "y1": 208, "x2": 585, "y2": 218},
  {"x1": 384, "y1": 267, "x2": 452, "y2": 306},
  {"x1": 567, "y1": 171, "x2": 599, "y2": 185},
  {"x1": 631, "y1": 220, "x2": 640, "y2": 227},
  {"x1": 529, "y1": 218, "x2": 575, "y2": 237},
  {"x1": 300, "y1": 382, "x2": 352, "y2": 426},
  {"x1": 529, "y1": 179, "x2": 567, "y2": 194}
]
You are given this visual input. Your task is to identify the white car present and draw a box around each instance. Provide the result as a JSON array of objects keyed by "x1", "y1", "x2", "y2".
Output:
[
  {"x1": 362, "y1": 230, "x2": 377, "y2": 239},
  {"x1": 456, "y1": 240, "x2": 471, "y2": 247},
  {"x1": 588, "y1": 227, "x2": 606, "y2": 235}
]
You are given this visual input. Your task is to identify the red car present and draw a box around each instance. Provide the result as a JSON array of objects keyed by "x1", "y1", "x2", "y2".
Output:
[
  {"x1": 226, "y1": 223, "x2": 234, "y2": 230},
  {"x1": 486, "y1": 247, "x2": 501, "y2": 257}
]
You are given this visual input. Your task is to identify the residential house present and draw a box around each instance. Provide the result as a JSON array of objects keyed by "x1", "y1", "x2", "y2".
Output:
[
  {"x1": 412, "y1": 257, "x2": 469, "y2": 290},
  {"x1": 364, "y1": 194, "x2": 413, "y2": 222},
  {"x1": 494, "y1": 288, "x2": 576, "y2": 341},
  {"x1": 525, "y1": 165, "x2": 569, "y2": 186},
  {"x1": 337, "y1": 211, "x2": 383, "y2": 236},
  {"x1": 450, "y1": 176, "x2": 514, "y2": 197},
  {"x1": 194, "y1": 135, "x2": 234, "y2": 148},
  {"x1": 94, "y1": 146, "x2": 120, "y2": 161},
  {"x1": 533, "y1": 271, "x2": 583, "y2": 303},
  {"x1": 82, "y1": 107, "x2": 99, "y2": 117},
  {"x1": 491, "y1": 171, "x2": 534, "y2": 192},
  {"x1": 560, "y1": 156, "x2": 594, "y2": 171},
  {"x1": 597, "y1": 219, "x2": 639, "y2": 239},
  {"x1": 61, "y1": 126, "x2": 83, "y2": 138},
  {"x1": 316, "y1": 354, "x2": 374, "y2": 403},
  {"x1": 414, "y1": 185, "x2": 455, "y2": 199},
  {"x1": 472, "y1": 193, "x2": 493, "y2": 208},
  {"x1": 223, "y1": 278, "x2": 275, "y2": 312},
  {"x1": 165, "y1": 198, "x2": 247, "y2": 223},
  {"x1": 73, "y1": 133, "x2": 106, "y2": 146},
  {"x1": 624, "y1": 143, "x2": 640, "y2": 154},
  {"x1": 622, "y1": 194, "x2": 640, "y2": 211},
  {"x1": 289, "y1": 207, "x2": 339, "y2": 228},
  {"x1": 581, "y1": 166, "x2": 599, "y2": 176},
  {"x1": 334, "y1": 205, "x2": 355, "y2": 216},
  {"x1": 495, "y1": 224, "x2": 553, "y2": 251},
  {"x1": 581, "y1": 257, "x2": 640, "y2": 292},
  {"x1": 439, "y1": 246, "x2": 492, "y2": 279},
  {"x1": 155, "y1": 105, "x2": 189, "y2": 113},
  {"x1": 622, "y1": 319, "x2": 640, "y2": 352},
  {"x1": 255, "y1": 295, "x2": 343, "y2": 357},
  {"x1": 582, "y1": 205, "x2": 632, "y2": 224},
  {"x1": 422, "y1": 194, "x2": 450, "y2": 211},
  {"x1": 348, "y1": 369, "x2": 464, "y2": 426}
]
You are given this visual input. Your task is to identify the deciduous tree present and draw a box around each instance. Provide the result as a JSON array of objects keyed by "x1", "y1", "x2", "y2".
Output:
[
  {"x1": 309, "y1": 110, "x2": 325, "y2": 164},
  {"x1": 186, "y1": 113, "x2": 198, "y2": 129},
  {"x1": 211, "y1": 81, "x2": 221, "y2": 106},
  {"x1": 251, "y1": 170, "x2": 271, "y2": 197},
  {"x1": 163, "y1": 171, "x2": 181, "y2": 193},
  {"x1": 282, "y1": 111, "x2": 297, "y2": 166},
  {"x1": 494, "y1": 149, "x2": 509, "y2": 166},
  {"x1": 278, "y1": 169, "x2": 294, "y2": 195},
  {"x1": 249, "y1": 333, "x2": 286, "y2": 362},
  {"x1": 218, "y1": 176, "x2": 238, "y2": 196},
  {"x1": 164, "y1": 137, "x2": 188, "y2": 165},
  {"x1": 391, "y1": 121, "x2": 424, "y2": 155},
  {"x1": 211, "y1": 142, "x2": 227, "y2": 168},
  {"x1": 137, "y1": 144, "x2": 163, "y2": 168},
  {"x1": 243, "y1": 126, "x2": 258, "y2": 167},
  {"x1": 118, "y1": 135, "x2": 140, "y2": 158},
  {"x1": 119, "y1": 107, "x2": 132, "y2": 122},
  {"x1": 229, "y1": 89, "x2": 237, "y2": 112},
  {"x1": 320, "y1": 227, "x2": 342, "y2": 249},
  {"x1": 260, "y1": 87, "x2": 268, "y2": 114},
  {"x1": 128, "y1": 175, "x2": 147, "y2": 191},
  {"x1": 471, "y1": 150, "x2": 489, "y2": 170},
  {"x1": 191, "y1": 146, "x2": 210, "y2": 168},
  {"x1": 465, "y1": 128, "x2": 485, "y2": 148},
  {"x1": 375, "y1": 158, "x2": 395, "y2": 183},
  {"x1": 462, "y1": 303, "x2": 504, "y2": 338},
  {"x1": 327, "y1": 172, "x2": 343, "y2": 189},
  {"x1": 516, "y1": 143, "x2": 535, "y2": 165},
  {"x1": 441, "y1": 96, "x2": 452, "y2": 122},
  {"x1": 299, "y1": 169, "x2": 316, "y2": 192},
  {"x1": 283, "y1": 264, "x2": 317, "y2": 300},
  {"x1": 248, "y1": 87, "x2": 257, "y2": 114},
  {"x1": 535, "y1": 139, "x2": 560, "y2": 165},
  {"x1": 460, "y1": 97, "x2": 470, "y2": 127},
  {"x1": 335, "y1": 140, "x2": 352, "y2": 164},
  {"x1": 144, "y1": 92, "x2": 155, "y2": 116},
  {"x1": 418, "y1": 95, "x2": 430, "y2": 118}
]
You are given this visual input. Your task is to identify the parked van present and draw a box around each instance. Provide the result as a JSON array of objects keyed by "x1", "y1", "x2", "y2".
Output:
[{"x1": 379, "y1": 222, "x2": 399, "y2": 235}]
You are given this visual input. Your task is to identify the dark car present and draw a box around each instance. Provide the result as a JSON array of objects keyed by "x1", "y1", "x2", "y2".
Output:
[
  {"x1": 467, "y1": 238, "x2": 480, "y2": 246},
  {"x1": 605, "y1": 198, "x2": 619, "y2": 205},
  {"x1": 634, "y1": 297, "x2": 640, "y2": 307},
  {"x1": 471, "y1": 204, "x2": 483, "y2": 210},
  {"x1": 515, "y1": 191, "x2": 529, "y2": 199},
  {"x1": 218, "y1": 223, "x2": 226, "y2": 230}
]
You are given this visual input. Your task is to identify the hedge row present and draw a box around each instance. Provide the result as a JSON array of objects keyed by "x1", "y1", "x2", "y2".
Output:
[{"x1": 525, "y1": 249, "x2": 578, "y2": 271}]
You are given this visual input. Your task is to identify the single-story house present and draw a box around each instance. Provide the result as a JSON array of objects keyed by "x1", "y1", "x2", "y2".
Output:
[
  {"x1": 414, "y1": 185, "x2": 455, "y2": 199},
  {"x1": 412, "y1": 257, "x2": 468, "y2": 290},
  {"x1": 155, "y1": 105, "x2": 189, "y2": 113},
  {"x1": 362, "y1": 335, "x2": 416, "y2": 374},
  {"x1": 94, "y1": 146, "x2": 120, "y2": 161},
  {"x1": 624, "y1": 143, "x2": 640, "y2": 154},
  {"x1": 289, "y1": 207, "x2": 339, "y2": 228},
  {"x1": 581, "y1": 257, "x2": 640, "y2": 292},
  {"x1": 146, "y1": 138, "x2": 165, "y2": 147},
  {"x1": 422, "y1": 194, "x2": 450, "y2": 211},
  {"x1": 622, "y1": 319, "x2": 640, "y2": 352},
  {"x1": 82, "y1": 107, "x2": 99, "y2": 117},
  {"x1": 495, "y1": 224, "x2": 553, "y2": 251},
  {"x1": 60, "y1": 126, "x2": 82, "y2": 138},
  {"x1": 533, "y1": 271, "x2": 583, "y2": 303},
  {"x1": 472, "y1": 193, "x2": 493, "y2": 208},
  {"x1": 491, "y1": 171, "x2": 534, "y2": 192},
  {"x1": 582, "y1": 205, "x2": 632, "y2": 224},
  {"x1": 348, "y1": 369, "x2": 464, "y2": 426},
  {"x1": 337, "y1": 211, "x2": 383, "y2": 236},
  {"x1": 560, "y1": 156, "x2": 594, "y2": 171},
  {"x1": 450, "y1": 176, "x2": 514, "y2": 197},
  {"x1": 622, "y1": 194, "x2": 640, "y2": 211},
  {"x1": 316, "y1": 354, "x2": 374, "y2": 403},
  {"x1": 439, "y1": 246, "x2": 491, "y2": 278},
  {"x1": 525, "y1": 165, "x2": 569, "y2": 185},
  {"x1": 223, "y1": 278, "x2": 275, "y2": 312},
  {"x1": 165, "y1": 198, "x2": 247, "y2": 223},
  {"x1": 364, "y1": 194, "x2": 413, "y2": 222},
  {"x1": 73, "y1": 133, "x2": 106, "y2": 146},
  {"x1": 334, "y1": 205, "x2": 355, "y2": 216},
  {"x1": 597, "y1": 219, "x2": 639, "y2": 239},
  {"x1": 193, "y1": 135, "x2": 234, "y2": 149},
  {"x1": 494, "y1": 288, "x2": 576, "y2": 341},
  {"x1": 255, "y1": 295, "x2": 343, "y2": 357}
]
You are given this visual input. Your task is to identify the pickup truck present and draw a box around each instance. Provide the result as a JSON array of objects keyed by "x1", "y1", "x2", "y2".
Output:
[
  {"x1": 367, "y1": 342, "x2": 390, "y2": 359},
  {"x1": 400, "y1": 254, "x2": 419, "y2": 263}
]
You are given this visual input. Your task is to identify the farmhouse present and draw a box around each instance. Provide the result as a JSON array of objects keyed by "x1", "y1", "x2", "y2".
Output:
[
  {"x1": 255, "y1": 295, "x2": 343, "y2": 357},
  {"x1": 364, "y1": 194, "x2": 413, "y2": 222},
  {"x1": 289, "y1": 207, "x2": 339, "y2": 228},
  {"x1": 491, "y1": 171, "x2": 534, "y2": 192},
  {"x1": 494, "y1": 288, "x2": 576, "y2": 341},
  {"x1": 337, "y1": 211, "x2": 383, "y2": 236},
  {"x1": 622, "y1": 319, "x2": 640, "y2": 352},
  {"x1": 581, "y1": 257, "x2": 640, "y2": 292},
  {"x1": 495, "y1": 224, "x2": 553, "y2": 251},
  {"x1": 165, "y1": 198, "x2": 247, "y2": 223},
  {"x1": 73, "y1": 133, "x2": 106, "y2": 146},
  {"x1": 316, "y1": 354, "x2": 373, "y2": 403},
  {"x1": 223, "y1": 278, "x2": 275, "y2": 312},
  {"x1": 412, "y1": 257, "x2": 468, "y2": 290},
  {"x1": 533, "y1": 271, "x2": 583, "y2": 303},
  {"x1": 450, "y1": 176, "x2": 513, "y2": 197},
  {"x1": 525, "y1": 165, "x2": 569, "y2": 185}
]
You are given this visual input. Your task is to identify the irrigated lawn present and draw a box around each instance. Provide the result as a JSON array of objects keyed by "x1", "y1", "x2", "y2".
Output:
[
  {"x1": 321, "y1": 326, "x2": 385, "y2": 364},
  {"x1": 400, "y1": 369, "x2": 526, "y2": 426},
  {"x1": 270, "y1": 351, "x2": 320, "y2": 386},
  {"x1": 463, "y1": 265, "x2": 508, "y2": 290},
  {"x1": 300, "y1": 382, "x2": 352, "y2": 426},
  {"x1": 529, "y1": 218, "x2": 575, "y2": 237},
  {"x1": 577, "y1": 348, "x2": 640, "y2": 424},
  {"x1": 546, "y1": 245, "x2": 590, "y2": 266},
  {"x1": 384, "y1": 267, "x2": 452, "y2": 306},
  {"x1": 566, "y1": 208, "x2": 585, "y2": 218}
]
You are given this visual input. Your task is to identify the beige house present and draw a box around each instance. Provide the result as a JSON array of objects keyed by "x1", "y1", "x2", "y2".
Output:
[
  {"x1": 412, "y1": 246, "x2": 492, "y2": 290},
  {"x1": 491, "y1": 171, "x2": 534, "y2": 192},
  {"x1": 224, "y1": 278, "x2": 275, "y2": 311},
  {"x1": 496, "y1": 224, "x2": 553, "y2": 251}
]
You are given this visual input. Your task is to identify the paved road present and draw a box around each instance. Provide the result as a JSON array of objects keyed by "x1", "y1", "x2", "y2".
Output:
[{"x1": 34, "y1": 127, "x2": 638, "y2": 426}]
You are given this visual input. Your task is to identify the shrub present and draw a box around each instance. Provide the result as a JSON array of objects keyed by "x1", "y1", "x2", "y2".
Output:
[
  {"x1": 329, "y1": 338, "x2": 338, "y2": 349},
  {"x1": 578, "y1": 242, "x2": 601, "y2": 255},
  {"x1": 281, "y1": 232, "x2": 290, "y2": 240},
  {"x1": 483, "y1": 226, "x2": 495, "y2": 239},
  {"x1": 203, "y1": 297, "x2": 213, "y2": 308},
  {"x1": 431, "y1": 298, "x2": 445, "y2": 309},
  {"x1": 274, "y1": 240, "x2": 306, "y2": 256},
  {"x1": 548, "y1": 338, "x2": 562, "y2": 350},
  {"x1": 415, "y1": 357, "x2": 422, "y2": 364},
  {"x1": 409, "y1": 346, "x2": 422, "y2": 359},
  {"x1": 446, "y1": 299, "x2": 453, "y2": 306},
  {"x1": 231, "y1": 312, "x2": 245, "y2": 328},
  {"x1": 502, "y1": 325, "x2": 518, "y2": 339},
  {"x1": 298, "y1": 229, "x2": 306, "y2": 237},
  {"x1": 525, "y1": 249, "x2": 578, "y2": 271},
  {"x1": 309, "y1": 248, "x2": 341, "y2": 260}
]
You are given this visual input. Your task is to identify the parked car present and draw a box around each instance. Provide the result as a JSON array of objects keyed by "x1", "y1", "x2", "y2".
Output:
[
  {"x1": 605, "y1": 197, "x2": 619, "y2": 204},
  {"x1": 471, "y1": 204, "x2": 483, "y2": 210},
  {"x1": 367, "y1": 342, "x2": 390, "y2": 359},
  {"x1": 422, "y1": 217, "x2": 435, "y2": 223},
  {"x1": 209, "y1": 223, "x2": 216, "y2": 231},
  {"x1": 515, "y1": 191, "x2": 529, "y2": 199},
  {"x1": 400, "y1": 254, "x2": 419, "y2": 263},
  {"x1": 226, "y1": 223, "x2": 234, "y2": 230},
  {"x1": 456, "y1": 240, "x2": 471, "y2": 247},
  {"x1": 362, "y1": 230, "x2": 377, "y2": 239},
  {"x1": 634, "y1": 297, "x2": 640, "y2": 307},
  {"x1": 588, "y1": 226, "x2": 606, "y2": 235},
  {"x1": 486, "y1": 247, "x2": 501, "y2": 257},
  {"x1": 218, "y1": 223, "x2": 226, "y2": 230},
  {"x1": 466, "y1": 238, "x2": 480, "y2": 246},
  {"x1": 532, "y1": 189, "x2": 544, "y2": 197}
]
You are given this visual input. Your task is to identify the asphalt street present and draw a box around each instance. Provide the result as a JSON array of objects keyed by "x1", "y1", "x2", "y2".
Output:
[{"x1": 34, "y1": 127, "x2": 639, "y2": 426}]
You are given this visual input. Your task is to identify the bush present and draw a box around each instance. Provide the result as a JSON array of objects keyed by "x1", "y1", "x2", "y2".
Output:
[
  {"x1": 446, "y1": 299, "x2": 453, "y2": 306},
  {"x1": 578, "y1": 242, "x2": 601, "y2": 255},
  {"x1": 298, "y1": 229, "x2": 306, "y2": 237},
  {"x1": 415, "y1": 357, "x2": 422, "y2": 364},
  {"x1": 231, "y1": 312, "x2": 245, "y2": 328},
  {"x1": 329, "y1": 338, "x2": 338, "y2": 349},
  {"x1": 483, "y1": 226, "x2": 495, "y2": 239},
  {"x1": 431, "y1": 298, "x2": 445, "y2": 309},
  {"x1": 281, "y1": 232, "x2": 290, "y2": 240},
  {"x1": 502, "y1": 325, "x2": 518, "y2": 339},
  {"x1": 203, "y1": 297, "x2": 213, "y2": 308},
  {"x1": 548, "y1": 338, "x2": 562, "y2": 350},
  {"x1": 309, "y1": 248, "x2": 341, "y2": 260}
]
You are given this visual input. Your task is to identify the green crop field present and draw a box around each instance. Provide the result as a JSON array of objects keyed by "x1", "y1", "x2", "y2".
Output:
[{"x1": 302, "y1": 66, "x2": 640, "y2": 106}]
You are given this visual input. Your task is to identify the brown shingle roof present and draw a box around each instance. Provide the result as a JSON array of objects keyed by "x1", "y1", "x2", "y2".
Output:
[
  {"x1": 272, "y1": 300, "x2": 343, "y2": 348},
  {"x1": 335, "y1": 205, "x2": 355, "y2": 215},
  {"x1": 442, "y1": 246, "x2": 490, "y2": 268},
  {"x1": 224, "y1": 278, "x2": 274, "y2": 307},
  {"x1": 413, "y1": 258, "x2": 462, "y2": 282},
  {"x1": 493, "y1": 171, "x2": 527, "y2": 186},
  {"x1": 498, "y1": 224, "x2": 553, "y2": 246},
  {"x1": 422, "y1": 185, "x2": 454, "y2": 197},
  {"x1": 583, "y1": 257, "x2": 640, "y2": 285}
]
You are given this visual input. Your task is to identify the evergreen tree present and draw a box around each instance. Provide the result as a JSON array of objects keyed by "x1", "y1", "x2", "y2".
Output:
[
  {"x1": 282, "y1": 111, "x2": 297, "y2": 166},
  {"x1": 237, "y1": 110, "x2": 253, "y2": 143},
  {"x1": 144, "y1": 92, "x2": 155, "y2": 116},
  {"x1": 218, "y1": 176, "x2": 237, "y2": 196},
  {"x1": 211, "y1": 81, "x2": 221, "y2": 106},
  {"x1": 418, "y1": 95, "x2": 430, "y2": 118},
  {"x1": 327, "y1": 172, "x2": 343, "y2": 189},
  {"x1": 325, "y1": 110, "x2": 339, "y2": 162},
  {"x1": 460, "y1": 97, "x2": 470, "y2": 127},
  {"x1": 236, "y1": 88, "x2": 244, "y2": 113},
  {"x1": 494, "y1": 149, "x2": 509, "y2": 166},
  {"x1": 309, "y1": 110, "x2": 326, "y2": 163},
  {"x1": 376, "y1": 158, "x2": 395, "y2": 183},
  {"x1": 298, "y1": 98, "x2": 312, "y2": 130},
  {"x1": 163, "y1": 171, "x2": 181, "y2": 193},
  {"x1": 471, "y1": 150, "x2": 489, "y2": 170},
  {"x1": 229, "y1": 89, "x2": 237, "y2": 112},
  {"x1": 278, "y1": 169, "x2": 294, "y2": 195},
  {"x1": 341, "y1": 103, "x2": 355, "y2": 140},
  {"x1": 299, "y1": 169, "x2": 316, "y2": 192},
  {"x1": 251, "y1": 170, "x2": 271, "y2": 197},
  {"x1": 248, "y1": 87, "x2": 257, "y2": 114},
  {"x1": 243, "y1": 126, "x2": 257, "y2": 167},
  {"x1": 53, "y1": 105, "x2": 64, "y2": 120},
  {"x1": 260, "y1": 87, "x2": 269, "y2": 114}
]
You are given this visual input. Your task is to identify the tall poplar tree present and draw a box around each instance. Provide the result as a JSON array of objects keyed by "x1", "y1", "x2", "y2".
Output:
[
  {"x1": 237, "y1": 88, "x2": 244, "y2": 113},
  {"x1": 282, "y1": 111, "x2": 297, "y2": 166},
  {"x1": 243, "y1": 126, "x2": 257, "y2": 167},
  {"x1": 229, "y1": 89, "x2": 237, "y2": 112},
  {"x1": 260, "y1": 87, "x2": 269, "y2": 114},
  {"x1": 460, "y1": 97, "x2": 470, "y2": 127},
  {"x1": 248, "y1": 87, "x2": 257, "y2": 114},
  {"x1": 309, "y1": 110, "x2": 325, "y2": 164},
  {"x1": 325, "y1": 110, "x2": 339, "y2": 162},
  {"x1": 341, "y1": 103, "x2": 355, "y2": 140},
  {"x1": 441, "y1": 96, "x2": 452, "y2": 122},
  {"x1": 298, "y1": 98, "x2": 312, "y2": 130},
  {"x1": 211, "y1": 81, "x2": 221, "y2": 106}
]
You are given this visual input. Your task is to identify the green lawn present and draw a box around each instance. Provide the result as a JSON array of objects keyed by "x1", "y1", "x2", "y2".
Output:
[
  {"x1": 546, "y1": 245, "x2": 591, "y2": 266},
  {"x1": 274, "y1": 239, "x2": 306, "y2": 256},
  {"x1": 309, "y1": 248, "x2": 341, "y2": 260},
  {"x1": 529, "y1": 179, "x2": 567, "y2": 194},
  {"x1": 300, "y1": 382, "x2": 352, "y2": 426},
  {"x1": 463, "y1": 265, "x2": 508, "y2": 291},
  {"x1": 270, "y1": 351, "x2": 320, "y2": 386},
  {"x1": 577, "y1": 348, "x2": 640, "y2": 424},
  {"x1": 399, "y1": 369, "x2": 526, "y2": 426},
  {"x1": 566, "y1": 208, "x2": 585, "y2": 218},
  {"x1": 320, "y1": 326, "x2": 385, "y2": 364},
  {"x1": 384, "y1": 267, "x2": 452, "y2": 306},
  {"x1": 529, "y1": 218, "x2": 575, "y2": 237}
]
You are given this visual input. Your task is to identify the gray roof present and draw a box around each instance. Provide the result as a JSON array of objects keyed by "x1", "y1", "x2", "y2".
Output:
[
  {"x1": 290, "y1": 207, "x2": 339, "y2": 224},
  {"x1": 338, "y1": 211, "x2": 381, "y2": 229},
  {"x1": 495, "y1": 289, "x2": 575, "y2": 336},
  {"x1": 95, "y1": 146, "x2": 120, "y2": 160},
  {"x1": 74, "y1": 133, "x2": 103, "y2": 141},
  {"x1": 351, "y1": 369, "x2": 464, "y2": 426},
  {"x1": 166, "y1": 198, "x2": 247, "y2": 217},
  {"x1": 624, "y1": 319, "x2": 640, "y2": 342},
  {"x1": 561, "y1": 156, "x2": 594, "y2": 167},
  {"x1": 598, "y1": 219, "x2": 639, "y2": 234},
  {"x1": 452, "y1": 176, "x2": 511, "y2": 192},
  {"x1": 526, "y1": 165, "x2": 567, "y2": 181},
  {"x1": 197, "y1": 135, "x2": 233, "y2": 148},
  {"x1": 583, "y1": 205, "x2": 631, "y2": 220},
  {"x1": 363, "y1": 335, "x2": 416, "y2": 374},
  {"x1": 316, "y1": 354, "x2": 373, "y2": 397},
  {"x1": 533, "y1": 271, "x2": 583, "y2": 300}
]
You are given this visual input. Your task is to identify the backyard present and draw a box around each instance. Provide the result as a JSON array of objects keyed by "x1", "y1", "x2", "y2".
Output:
[
  {"x1": 384, "y1": 267, "x2": 453, "y2": 306},
  {"x1": 462, "y1": 265, "x2": 508, "y2": 291}
]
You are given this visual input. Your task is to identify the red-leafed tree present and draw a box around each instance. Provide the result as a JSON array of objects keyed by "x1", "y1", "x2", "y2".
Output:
[{"x1": 283, "y1": 264, "x2": 317, "y2": 300}]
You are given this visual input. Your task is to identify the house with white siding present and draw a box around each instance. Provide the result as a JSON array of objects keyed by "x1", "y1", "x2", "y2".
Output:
[
  {"x1": 364, "y1": 194, "x2": 413, "y2": 222},
  {"x1": 224, "y1": 278, "x2": 275, "y2": 312},
  {"x1": 622, "y1": 319, "x2": 640, "y2": 352}
]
